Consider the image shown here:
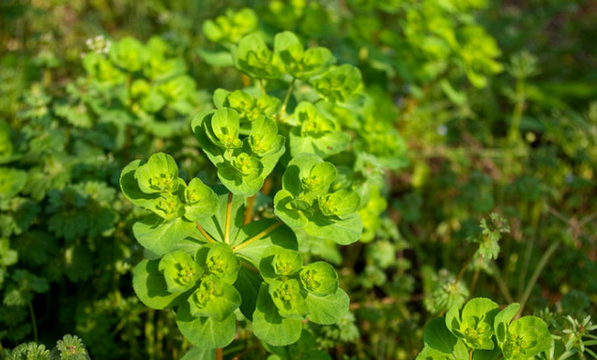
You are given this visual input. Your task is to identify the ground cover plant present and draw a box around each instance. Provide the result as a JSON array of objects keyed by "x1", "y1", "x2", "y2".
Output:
[{"x1": 1, "y1": 0, "x2": 596, "y2": 359}]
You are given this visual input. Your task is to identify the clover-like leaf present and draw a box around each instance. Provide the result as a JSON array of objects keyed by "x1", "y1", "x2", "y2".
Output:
[
  {"x1": 183, "y1": 178, "x2": 218, "y2": 222},
  {"x1": 187, "y1": 274, "x2": 241, "y2": 321},
  {"x1": 134, "y1": 152, "x2": 180, "y2": 194},
  {"x1": 158, "y1": 251, "x2": 203, "y2": 294},
  {"x1": 269, "y1": 279, "x2": 309, "y2": 319},
  {"x1": 311, "y1": 64, "x2": 362, "y2": 103},
  {"x1": 445, "y1": 297, "x2": 499, "y2": 350},
  {"x1": 300, "y1": 262, "x2": 338, "y2": 296}
]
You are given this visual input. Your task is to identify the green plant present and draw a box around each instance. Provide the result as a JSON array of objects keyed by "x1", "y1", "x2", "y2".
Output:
[{"x1": 121, "y1": 29, "x2": 395, "y2": 357}]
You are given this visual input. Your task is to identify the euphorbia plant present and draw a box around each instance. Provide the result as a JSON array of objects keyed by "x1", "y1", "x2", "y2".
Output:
[{"x1": 120, "y1": 29, "x2": 379, "y2": 357}]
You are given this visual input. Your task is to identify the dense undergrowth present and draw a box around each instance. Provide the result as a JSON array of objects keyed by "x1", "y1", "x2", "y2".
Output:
[{"x1": 1, "y1": 0, "x2": 596, "y2": 359}]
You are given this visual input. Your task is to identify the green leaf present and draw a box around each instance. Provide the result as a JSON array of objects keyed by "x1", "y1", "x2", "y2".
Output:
[
  {"x1": 184, "y1": 179, "x2": 219, "y2": 222},
  {"x1": 302, "y1": 212, "x2": 363, "y2": 245},
  {"x1": 233, "y1": 266, "x2": 262, "y2": 321},
  {"x1": 176, "y1": 301, "x2": 236, "y2": 349},
  {"x1": 305, "y1": 288, "x2": 349, "y2": 325},
  {"x1": 158, "y1": 251, "x2": 203, "y2": 293},
  {"x1": 234, "y1": 219, "x2": 298, "y2": 267},
  {"x1": 253, "y1": 283, "x2": 303, "y2": 346},
  {"x1": 197, "y1": 186, "x2": 245, "y2": 243},
  {"x1": 415, "y1": 347, "x2": 452, "y2": 360},
  {"x1": 424, "y1": 318, "x2": 459, "y2": 355},
  {"x1": 187, "y1": 275, "x2": 241, "y2": 321},
  {"x1": 0, "y1": 168, "x2": 27, "y2": 201},
  {"x1": 289, "y1": 128, "x2": 350, "y2": 159},
  {"x1": 494, "y1": 303, "x2": 520, "y2": 347},
  {"x1": 132, "y1": 259, "x2": 186, "y2": 309},
  {"x1": 180, "y1": 346, "x2": 215, "y2": 360},
  {"x1": 132, "y1": 215, "x2": 198, "y2": 256},
  {"x1": 300, "y1": 262, "x2": 338, "y2": 296}
]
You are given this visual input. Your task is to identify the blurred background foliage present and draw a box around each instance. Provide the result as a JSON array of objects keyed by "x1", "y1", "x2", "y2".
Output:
[{"x1": 1, "y1": 0, "x2": 596, "y2": 359}]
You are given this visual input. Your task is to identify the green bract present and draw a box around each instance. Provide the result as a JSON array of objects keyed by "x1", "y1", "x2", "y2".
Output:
[
  {"x1": 274, "y1": 31, "x2": 336, "y2": 80},
  {"x1": 274, "y1": 154, "x2": 362, "y2": 245},
  {"x1": 213, "y1": 89, "x2": 281, "y2": 124},
  {"x1": 494, "y1": 304, "x2": 552, "y2": 360},
  {"x1": 192, "y1": 108, "x2": 285, "y2": 196},
  {"x1": 197, "y1": 243, "x2": 241, "y2": 284},
  {"x1": 158, "y1": 251, "x2": 202, "y2": 294},
  {"x1": 311, "y1": 64, "x2": 362, "y2": 103},
  {"x1": 188, "y1": 275, "x2": 241, "y2": 321},
  {"x1": 445, "y1": 298, "x2": 499, "y2": 350},
  {"x1": 269, "y1": 279, "x2": 308, "y2": 319},
  {"x1": 183, "y1": 178, "x2": 219, "y2": 222},
  {"x1": 232, "y1": 35, "x2": 284, "y2": 79},
  {"x1": 134, "y1": 153, "x2": 180, "y2": 194},
  {"x1": 202, "y1": 8, "x2": 258, "y2": 45},
  {"x1": 109, "y1": 36, "x2": 147, "y2": 72},
  {"x1": 300, "y1": 262, "x2": 338, "y2": 296},
  {"x1": 289, "y1": 102, "x2": 351, "y2": 158}
]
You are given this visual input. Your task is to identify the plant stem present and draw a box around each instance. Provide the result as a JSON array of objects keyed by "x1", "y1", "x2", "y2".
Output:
[
  {"x1": 225, "y1": 192, "x2": 233, "y2": 244},
  {"x1": 216, "y1": 348, "x2": 223, "y2": 360},
  {"x1": 244, "y1": 195, "x2": 256, "y2": 225},
  {"x1": 28, "y1": 301, "x2": 38, "y2": 343},
  {"x1": 279, "y1": 77, "x2": 296, "y2": 117},
  {"x1": 0, "y1": 339, "x2": 5, "y2": 360},
  {"x1": 259, "y1": 79, "x2": 266, "y2": 95},
  {"x1": 232, "y1": 220, "x2": 282, "y2": 252},
  {"x1": 196, "y1": 223, "x2": 216, "y2": 243},
  {"x1": 490, "y1": 263, "x2": 514, "y2": 303},
  {"x1": 517, "y1": 241, "x2": 560, "y2": 317},
  {"x1": 469, "y1": 348, "x2": 474, "y2": 360}
]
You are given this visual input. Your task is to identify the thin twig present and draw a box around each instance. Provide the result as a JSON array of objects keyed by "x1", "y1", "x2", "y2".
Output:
[
  {"x1": 244, "y1": 195, "x2": 256, "y2": 225},
  {"x1": 196, "y1": 223, "x2": 216, "y2": 243},
  {"x1": 225, "y1": 192, "x2": 233, "y2": 244},
  {"x1": 232, "y1": 221, "x2": 282, "y2": 252}
]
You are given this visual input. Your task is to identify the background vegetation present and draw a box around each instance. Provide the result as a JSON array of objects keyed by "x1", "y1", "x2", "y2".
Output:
[{"x1": 1, "y1": 0, "x2": 596, "y2": 359}]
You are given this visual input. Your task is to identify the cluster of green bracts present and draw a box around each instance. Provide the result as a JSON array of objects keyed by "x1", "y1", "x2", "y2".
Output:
[{"x1": 418, "y1": 298, "x2": 552, "y2": 360}]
